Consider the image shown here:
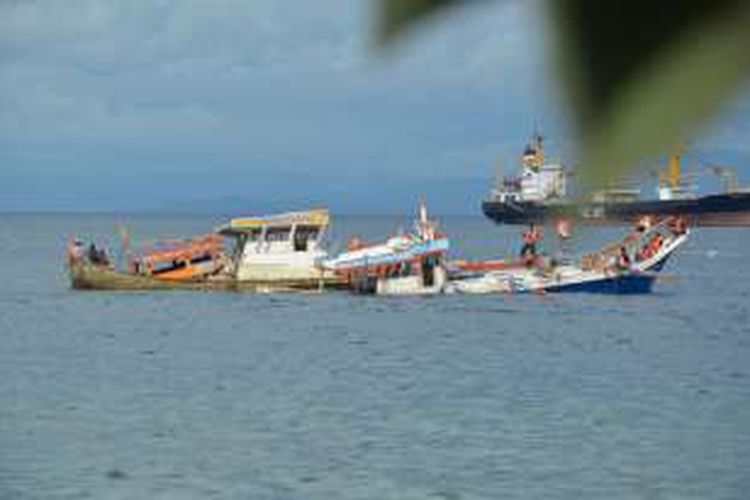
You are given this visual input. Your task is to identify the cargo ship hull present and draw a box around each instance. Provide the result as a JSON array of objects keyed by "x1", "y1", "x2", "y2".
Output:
[{"x1": 482, "y1": 192, "x2": 750, "y2": 226}]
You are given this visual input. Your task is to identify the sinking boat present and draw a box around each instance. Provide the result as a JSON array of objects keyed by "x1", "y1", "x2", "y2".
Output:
[
  {"x1": 217, "y1": 208, "x2": 342, "y2": 289},
  {"x1": 67, "y1": 233, "x2": 232, "y2": 290},
  {"x1": 323, "y1": 202, "x2": 449, "y2": 295},
  {"x1": 448, "y1": 217, "x2": 689, "y2": 294}
]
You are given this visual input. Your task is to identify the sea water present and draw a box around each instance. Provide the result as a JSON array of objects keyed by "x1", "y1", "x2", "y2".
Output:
[{"x1": 1, "y1": 214, "x2": 748, "y2": 499}]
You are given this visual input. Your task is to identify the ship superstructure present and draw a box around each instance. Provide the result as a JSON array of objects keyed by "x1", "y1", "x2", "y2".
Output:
[{"x1": 490, "y1": 134, "x2": 568, "y2": 206}]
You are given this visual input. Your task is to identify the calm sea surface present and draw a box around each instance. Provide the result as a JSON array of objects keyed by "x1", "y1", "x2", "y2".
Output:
[{"x1": 1, "y1": 213, "x2": 749, "y2": 499}]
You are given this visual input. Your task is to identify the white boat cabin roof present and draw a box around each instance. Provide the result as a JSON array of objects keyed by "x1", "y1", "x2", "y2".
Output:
[{"x1": 217, "y1": 208, "x2": 330, "y2": 236}]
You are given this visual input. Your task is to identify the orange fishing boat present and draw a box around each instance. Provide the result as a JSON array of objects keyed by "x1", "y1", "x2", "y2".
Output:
[
  {"x1": 135, "y1": 234, "x2": 225, "y2": 281},
  {"x1": 67, "y1": 233, "x2": 230, "y2": 290}
]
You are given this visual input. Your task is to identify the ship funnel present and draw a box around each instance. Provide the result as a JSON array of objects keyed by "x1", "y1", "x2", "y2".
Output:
[
  {"x1": 522, "y1": 134, "x2": 544, "y2": 171},
  {"x1": 668, "y1": 152, "x2": 681, "y2": 189}
]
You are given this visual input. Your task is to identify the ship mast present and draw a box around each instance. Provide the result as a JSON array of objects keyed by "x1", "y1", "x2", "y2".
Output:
[
  {"x1": 492, "y1": 158, "x2": 504, "y2": 192},
  {"x1": 668, "y1": 150, "x2": 681, "y2": 189}
]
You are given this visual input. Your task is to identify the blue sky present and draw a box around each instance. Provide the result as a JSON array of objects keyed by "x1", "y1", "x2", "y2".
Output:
[{"x1": 2, "y1": 0, "x2": 749, "y2": 214}]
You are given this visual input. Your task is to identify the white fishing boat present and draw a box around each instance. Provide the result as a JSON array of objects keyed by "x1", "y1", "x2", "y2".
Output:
[
  {"x1": 448, "y1": 217, "x2": 689, "y2": 294},
  {"x1": 323, "y1": 201, "x2": 450, "y2": 295},
  {"x1": 217, "y1": 208, "x2": 342, "y2": 289}
]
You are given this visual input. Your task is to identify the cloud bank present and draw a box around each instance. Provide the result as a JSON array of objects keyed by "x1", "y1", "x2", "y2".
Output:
[{"x1": 1, "y1": 0, "x2": 747, "y2": 212}]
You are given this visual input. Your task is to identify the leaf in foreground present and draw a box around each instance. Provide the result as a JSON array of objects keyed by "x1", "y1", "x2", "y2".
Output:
[{"x1": 376, "y1": 0, "x2": 750, "y2": 188}]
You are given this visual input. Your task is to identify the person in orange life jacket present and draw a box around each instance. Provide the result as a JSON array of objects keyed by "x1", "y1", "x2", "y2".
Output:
[
  {"x1": 520, "y1": 223, "x2": 542, "y2": 258},
  {"x1": 669, "y1": 216, "x2": 687, "y2": 235},
  {"x1": 647, "y1": 233, "x2": 663, "y2": 255},
  {"x1": 654, "y1": 233, "x2": 664, "y2": 250},
  {"x1": 637, "y1": 233, "x2": 663, "y2": 261}
]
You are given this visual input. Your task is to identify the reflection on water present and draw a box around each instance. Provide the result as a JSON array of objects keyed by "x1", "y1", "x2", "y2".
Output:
[{"x1": 1, "y1": 214, "x2": 749, "y2": 499}]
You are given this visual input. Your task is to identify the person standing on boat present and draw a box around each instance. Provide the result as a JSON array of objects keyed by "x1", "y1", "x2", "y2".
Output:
[
  {"x1": 67, "y1": 238, "x2": 85, "y2": 265},
  {"x1": 616, "y1": 246, "x2": 631, "y2": 271},
  {"x1": 554, "y1": 218, "x2": 573, "y2": 263},
  {"x1": 87, "y1": 243, "x2": 99, "y2": 264},
  {"x1": 520, "y1": 223, "x2": 542, "y2": 259}
]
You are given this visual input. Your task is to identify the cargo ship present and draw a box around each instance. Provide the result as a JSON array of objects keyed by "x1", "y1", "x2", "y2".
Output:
[{"x1": 481, "y1": 134, "x2": 750, "y2": 226}]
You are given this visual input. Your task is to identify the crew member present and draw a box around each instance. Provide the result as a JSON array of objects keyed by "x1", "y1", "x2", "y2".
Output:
[
  {"x1": 555, "y1": 218, "x2": 571, "y2": 240},
  {"x1": 520, "y1": 223, "x2": 542, "y2": 259},
  {"x1": 669, "y1": 216, "x2": 687, "y2": 235}
]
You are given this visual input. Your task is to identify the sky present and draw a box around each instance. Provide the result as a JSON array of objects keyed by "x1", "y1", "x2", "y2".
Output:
[{"x1": 2, "y1": 0, "x2": 750, "y2": 214}]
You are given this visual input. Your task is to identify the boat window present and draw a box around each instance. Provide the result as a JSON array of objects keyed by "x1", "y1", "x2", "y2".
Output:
[
  {"x1": 246, "y1": 229, "x2": 263, "y2": 242},
  {"x1": 190, "y1": 253, "x2": 214, "y2": 265},
  {"x1": 293, "y1": 232, "x2": 308, "y2": 252},
  {"x1": 265, "y1": 226, "x2": 291, "y2": 242},
  {"x1": 293, "y1": 225, "x2": 320, "y2": 252},
  {"x1": 151, "y1": 259, "x2": 186, "y2": 275},
  {"x1": 399, "y1": 261, "x2": 412, "y2": 277}
]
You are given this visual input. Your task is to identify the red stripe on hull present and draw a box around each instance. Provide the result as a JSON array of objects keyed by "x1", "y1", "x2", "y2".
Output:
[{"x1": 692, "y1": 212, "x2": 750, "y2": 226}]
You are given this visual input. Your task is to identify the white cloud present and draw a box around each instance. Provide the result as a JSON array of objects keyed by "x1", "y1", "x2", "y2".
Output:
[{"x1": 0, "y1": 0, "x2": 575, "y2": 210}]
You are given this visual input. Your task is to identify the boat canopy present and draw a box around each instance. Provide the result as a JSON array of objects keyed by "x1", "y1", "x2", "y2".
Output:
[{"x1": 217, "y1": 208, "x2": 330, "y2": 235}]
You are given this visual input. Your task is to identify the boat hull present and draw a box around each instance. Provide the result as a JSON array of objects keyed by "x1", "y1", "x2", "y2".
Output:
[
  {"x1": 544, "y1": 273, "x2": 656, "y2": 294},
  {"x1": 482, "y1": 192, "x2": 750, "y2": 226},
  {"x1": 68, "y1": 262, "x2": 344, "y2": 292}
]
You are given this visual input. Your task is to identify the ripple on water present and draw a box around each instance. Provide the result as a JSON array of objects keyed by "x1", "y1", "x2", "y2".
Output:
[{"x1": 2, "y1": 215, "x2": 749, "y2": 499}]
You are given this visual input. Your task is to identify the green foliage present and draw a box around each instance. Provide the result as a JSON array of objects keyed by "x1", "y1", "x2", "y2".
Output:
[
  {"x1": 376, "y1": 0, "x2": 462, "y2": 44},
  {"x1": 377, "y1": 0, "x2": 750, "y2": 188}
]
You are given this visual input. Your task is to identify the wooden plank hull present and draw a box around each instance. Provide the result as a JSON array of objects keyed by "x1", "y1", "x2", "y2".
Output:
[{"x1": 68, "y1": 262, "x2": 345, "y2": 292}]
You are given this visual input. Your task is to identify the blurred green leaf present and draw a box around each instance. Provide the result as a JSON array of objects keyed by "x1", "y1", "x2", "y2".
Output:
[
  {"x1": 376, "y1": 0, "x2": 750, "y2": 189},
  {"x1": 554, "y1": 0, "x2": 750, "y2": 188},
  {"x1": 376, "y1": 0, "x2": 464, "y2": 45}
]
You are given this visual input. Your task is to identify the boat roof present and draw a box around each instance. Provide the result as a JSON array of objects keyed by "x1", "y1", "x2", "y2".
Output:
[
  {"x1": 141, "y1": 234, "x2": 223, "y2": 264},
  {"x1": 323, "y1": 236, "x2": 449, "y2": 271},
  {"x1": 217, "y1": 208, "x2": 330, "y2": 235}
]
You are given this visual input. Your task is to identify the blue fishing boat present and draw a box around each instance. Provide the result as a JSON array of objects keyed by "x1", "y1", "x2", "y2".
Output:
[{"x1": 448, "y1": 217, "x2": 688, "y2": 295}]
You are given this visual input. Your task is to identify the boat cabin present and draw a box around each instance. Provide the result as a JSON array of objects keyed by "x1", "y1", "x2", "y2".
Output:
[
  {"x1": 135, "y1": 234, "x2": 225, "y2": 281},
  {"x1": 217, "y1": 208, "x2": 331, "y2": 283},
  {"x1": 350, "y1": 246, "x2": 448, "y2": 295}
]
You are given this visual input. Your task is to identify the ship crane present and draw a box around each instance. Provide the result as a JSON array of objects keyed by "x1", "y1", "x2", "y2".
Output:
[{"x1": 701, "y1": 164, "x2": 739, "y2": 194}]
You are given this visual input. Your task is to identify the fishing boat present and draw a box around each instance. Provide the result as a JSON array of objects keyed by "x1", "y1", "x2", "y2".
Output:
[
  {"x1": 67, "y1": 233, "x2": 232, "y2": 290},
  {"x1": 448, "y1": 217, "x2": 689, "y2": 294},
  {"x1": 482, "y1": 133, "x2": 750, "y2": 226},
  {"x1": 68, "y1": 208, "x2": 343, "y2": 291},
  {"x1": 216, "y1": 208, "x2": 342, "y2": 290},
  {"x1": 323, "y1": 202, "x2": 450, "y2": 295}
]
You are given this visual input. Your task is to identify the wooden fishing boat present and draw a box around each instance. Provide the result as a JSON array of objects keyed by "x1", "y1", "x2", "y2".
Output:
[
  {"x1": 448, "y1": 217, "x2": 689, "y2": 294},
  {"x1": 67, "y1": 233, "x2": 232, "y2": 290},
  {"x1": 323, "y1": 201, "x2": 450, "y2": 295}
]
